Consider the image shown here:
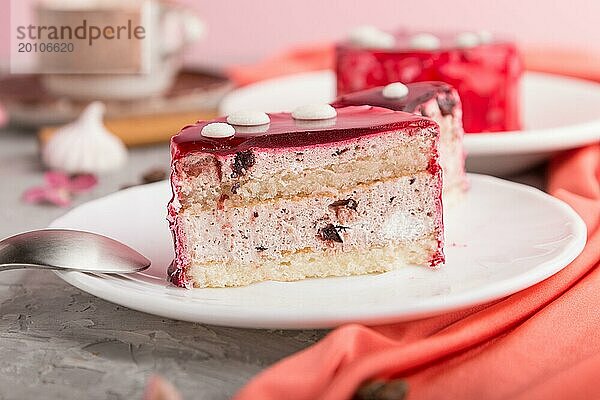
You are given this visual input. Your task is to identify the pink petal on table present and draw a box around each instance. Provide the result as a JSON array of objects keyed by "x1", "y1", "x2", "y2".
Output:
[
  {"x1": 22, "y1": 187, "x2": 48, "y2": 204},
  {"x1": 24, "y1": 171, "x2": 96, "y2": 207},
  {"x1": 45, "y1": 171, "x2": 71, "y2": 189},
  {"x1": 45, "y1": 188, "x2": 72, "y2": 207},
  {"x1": 143, "y1": 375, "x2": 182, "y2": 400},
  {"x1": 67, "y1": 174, "x2": 98, "y2": 193},
  {"x1": 22, "y1": 186, "x2": 71, "y2": 207}
]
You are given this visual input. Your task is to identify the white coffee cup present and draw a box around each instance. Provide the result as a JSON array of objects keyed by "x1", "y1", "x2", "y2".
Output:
[{"x1": 37, "y1": 0, "x2": 204, "y2": 100}]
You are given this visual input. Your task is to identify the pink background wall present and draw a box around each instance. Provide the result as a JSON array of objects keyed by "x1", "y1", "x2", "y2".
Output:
[{"x1": 1, "y1": 0, "x2": 599, "y2": 67}]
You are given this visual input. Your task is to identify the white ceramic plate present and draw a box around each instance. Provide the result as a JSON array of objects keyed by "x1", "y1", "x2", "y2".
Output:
[
  {"x1": 50, "y1": 175, "x2": 586, "y2": 329},
  {"x1": 220, "y1": 71, "x2": 600, "y2": 176}
]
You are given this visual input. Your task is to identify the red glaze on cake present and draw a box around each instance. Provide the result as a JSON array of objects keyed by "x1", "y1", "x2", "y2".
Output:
[
  {"x1": 333, "y1": 81, "x2": 468, "y2": 199},
  {"x1": 334, "y1": 81, "x2": 458, "y2": 116},
  {"x1": 168, "y1": 106, "x2": 445, "y2": 288},
  {"x1": 336, "y1": 31, "x2": 523, "y2": 133},
  {"x1": 172, "y1": 106, "x2": 434, "y2": 157}
]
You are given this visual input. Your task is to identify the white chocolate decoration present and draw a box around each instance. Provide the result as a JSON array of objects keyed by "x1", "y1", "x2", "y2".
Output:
[
  {"x1": 42, "y1": 101, "x2": 127, "y2": 174},
  {"x1": 292, "y1": 104, "x2": 337, "y2": 120},
  {"x1": 233, "y1": 124, "x2": 270, "y2": 135},
  {"x1": 382, "y1": 82, "x2": 409, "y2": 99},
  {"x1": 294, "y1": 118, "x2": 337, "y2": 130},
  {"x1": 227, "y1": 110, "x2": 270, "y2": 126},
  {"x1": 478, "y1": 30, "x2": 493, "y2": 44},
  {"x1": 348, "y1": 25, "x2": 395, "y2": 49},
  {"x1": 455, "y1": 32, "x2": 480, "y2": 48},
  {"x1": 201, "y1": 122, "x2": 235, "y2": 138},
  {"x1": 408, "y1": 33, "x2": 441, "y2": 50}
]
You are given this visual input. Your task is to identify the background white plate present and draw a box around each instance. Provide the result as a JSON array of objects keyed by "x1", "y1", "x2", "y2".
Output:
[
  {"x1": 50, "y1": 175, "x2": 586, "y2": 329},
  {"x1": 220, "y1": 71, "x2": 600, "y2": 176}
]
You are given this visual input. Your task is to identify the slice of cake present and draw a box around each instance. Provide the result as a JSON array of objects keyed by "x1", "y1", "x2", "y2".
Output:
[
  {"x1": 336, "y1": 27, "x2": 523, "y2": 133},
  {"x1": 333, "y1": 81, "x2": 468, "y2": 201},
  {"x1": 168, "y1": 105, "x2": 444, "y2": 288}
]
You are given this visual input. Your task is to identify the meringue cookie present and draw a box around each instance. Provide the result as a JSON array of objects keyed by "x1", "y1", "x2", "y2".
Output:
[{"x1": 42, "y1": 102, "x2": 127, "y2": 174}]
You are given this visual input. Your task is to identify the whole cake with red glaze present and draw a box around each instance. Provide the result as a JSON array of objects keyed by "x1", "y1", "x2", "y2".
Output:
[
  {"x1": 336, "y1": 27, "x2": 523, "y2": 133},
  {"x1": 168, "y1": 105, "x2": 444, "y2": 288},
  {"x1": 333, "y1": 81, "x2": 468, "y2": 200}
]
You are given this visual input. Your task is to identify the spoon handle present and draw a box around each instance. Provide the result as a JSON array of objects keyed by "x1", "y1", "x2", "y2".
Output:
[
  {"x1": 0, "y1": 236, "x2": 62, "y2": 272},
  {"x1": 0, "y1": 229, "x2": 150, "y2": 274},
  {"x1": 0, "y1": 263, "x2": 62, "y2": 272}
]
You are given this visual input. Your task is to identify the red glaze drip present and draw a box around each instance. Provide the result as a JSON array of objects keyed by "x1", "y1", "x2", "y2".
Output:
[
  {"x1": 167, "y1": 260, "x2": 190, "y2": 288},
  {"x1": 171, "y1": 106, "x2": 435, "y2": 159},
  {"x1": 336, "y1": 31, "x2": 523, "y2": 133},
  {"x1": 429, "y1": 248, "x2": 445, "y2": 267},
  {"x1": 333, "y1": 81, "x2": 457, "y2": 116},
  {"x1": 426, "y1": 155, "x2": 442, "y2": 176}
]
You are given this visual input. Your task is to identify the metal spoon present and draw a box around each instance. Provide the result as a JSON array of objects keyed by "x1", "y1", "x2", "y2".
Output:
[{"x1": 0, "y1": 229, "x2": 151, "y2": 273}]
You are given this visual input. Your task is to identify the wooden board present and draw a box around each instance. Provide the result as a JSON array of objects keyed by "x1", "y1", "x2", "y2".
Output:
[{"x1": 38, "y1": 110, "x2": 217, "y2": 148}]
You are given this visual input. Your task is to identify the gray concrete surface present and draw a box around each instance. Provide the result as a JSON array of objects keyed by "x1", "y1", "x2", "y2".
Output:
[{"x1": 0, "y1": 129, "x2": 325, "y2": 400}]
